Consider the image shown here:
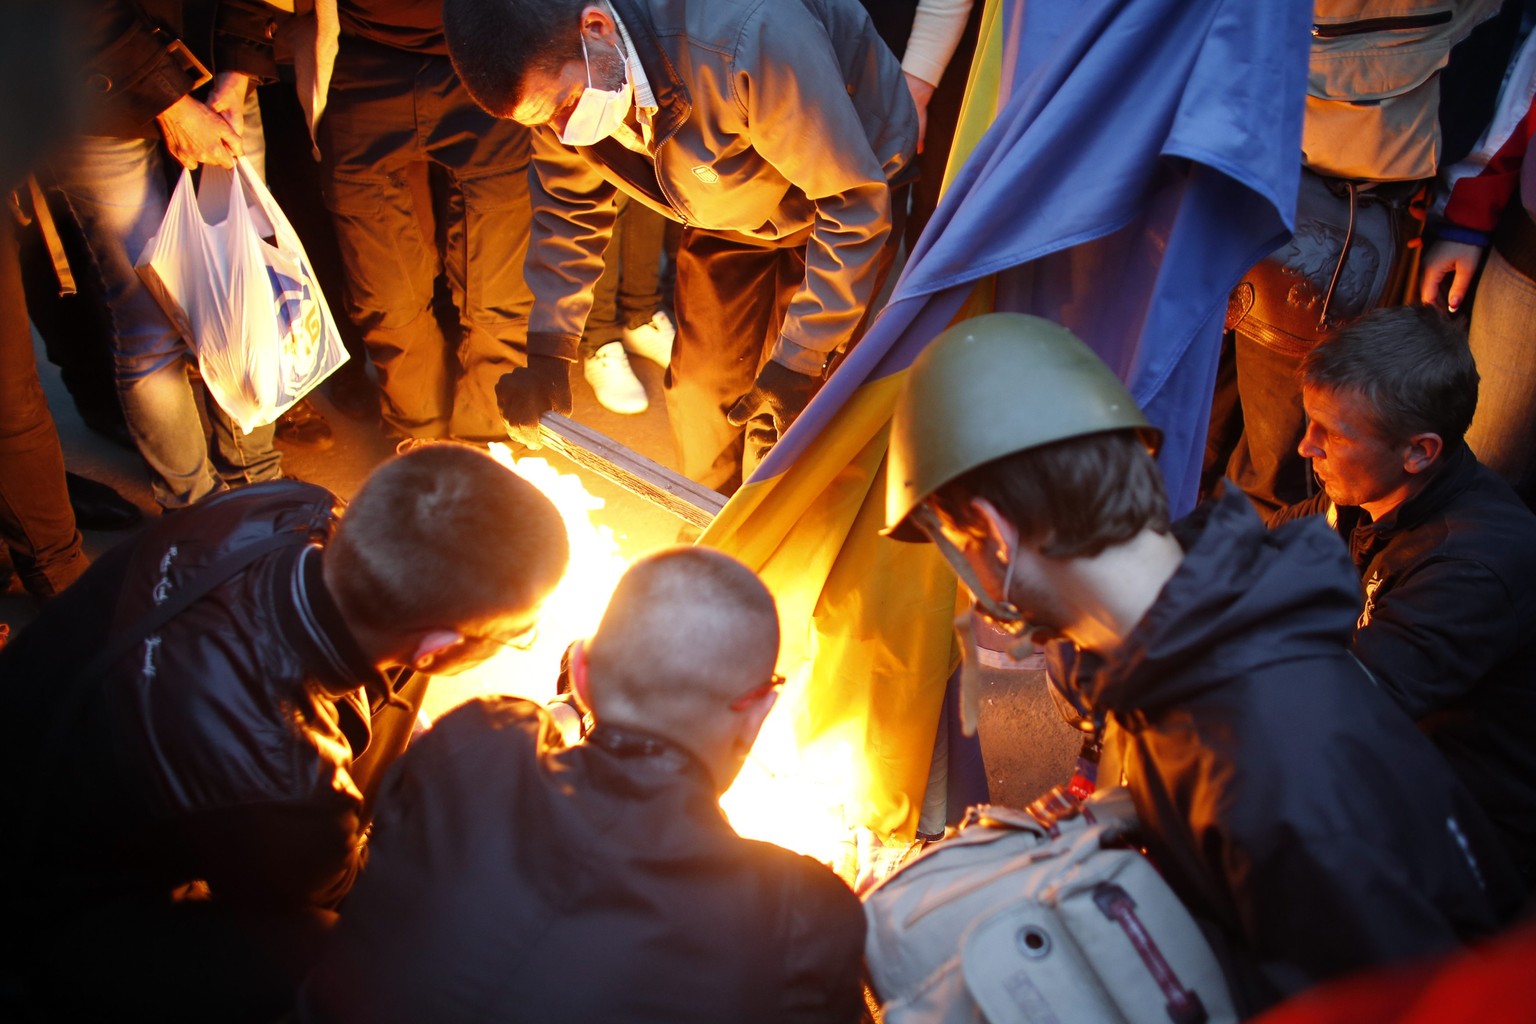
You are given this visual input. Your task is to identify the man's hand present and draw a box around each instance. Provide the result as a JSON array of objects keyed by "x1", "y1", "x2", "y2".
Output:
[
  {"x1": 207, "y1": 71, "x2": 252, "y2": 140},
  {"x1": 156, "y1": 93, "x2": 241, "y2": 170},
  {"x1": 496, "y1": 355, "x2": 573, "y2": 449},
  {"x1": 1419, "y1": 239, "x2": 1485, "y2": 313},
  {"x1": 726, "y1": 360, "x2": 820, "y2": 435},
  {"x1": 903, "y1": 71, "x2": 936, "y2": 154}
]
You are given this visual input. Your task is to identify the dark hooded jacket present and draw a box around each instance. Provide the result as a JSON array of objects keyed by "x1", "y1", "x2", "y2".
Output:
[
  {"x1": 1072, "y1": 488, "x2": 1523, "y2": 1015},
  {"x1": 298, "y1": 696, "x2": 866, "y2": 1024},
  {"x1": 1273, "y1": 444, "x2": 1536, "y2": 881}
]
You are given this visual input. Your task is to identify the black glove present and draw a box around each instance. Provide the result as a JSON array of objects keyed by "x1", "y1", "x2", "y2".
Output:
[
  {"x1": 726, "y1": 360, "x2": 820, "y2": 435},
  {"x1": 496, "y1": 355, "x2": 572, "y2": 449}
]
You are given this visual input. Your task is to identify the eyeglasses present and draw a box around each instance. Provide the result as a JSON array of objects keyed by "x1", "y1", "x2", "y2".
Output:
[
  {"x1": 729, "y1": 673, "x2": 785, "y2": 711},
  {"x1": 461, "y1": 621, "x2": 540, "y2": 653}
]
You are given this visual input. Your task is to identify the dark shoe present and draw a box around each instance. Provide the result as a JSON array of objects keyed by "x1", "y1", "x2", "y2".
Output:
[
  {"x1": 65, "y1": 472, "x2": 143, "y2": 531},
  {"x1": 328, "y1": 370, "x2": 380, "y2": 422},
  {"x1": 274, "y1": 398, "x2": 334, "y2": 451}
]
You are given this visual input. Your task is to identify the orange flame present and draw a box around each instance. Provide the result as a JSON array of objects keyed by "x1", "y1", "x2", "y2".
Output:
[{"x1": 419, "y1": 443, "x2": 858, "y2": 870}]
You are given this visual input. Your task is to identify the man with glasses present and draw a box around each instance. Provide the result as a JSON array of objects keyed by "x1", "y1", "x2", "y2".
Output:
[
  {"x1": 0, "y1": 445, "x2": 569, "y2": 1021},
  {"x1": 298, "y1": 546, "x2": 865, "y2": 1024}
]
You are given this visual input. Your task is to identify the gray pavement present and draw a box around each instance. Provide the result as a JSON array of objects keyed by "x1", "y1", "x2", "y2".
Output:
[{"x1": 4, "y1": 333, "x2": 1079, "y2": 811}]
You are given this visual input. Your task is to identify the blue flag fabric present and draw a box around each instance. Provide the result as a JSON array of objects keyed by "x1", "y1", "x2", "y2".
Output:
[
  {"x1": 757, "y1": 0, "x2": 1310, "y2": 514},
  {"x1": 705, "y1": 0, "x2": 1311, "y2": 843}
]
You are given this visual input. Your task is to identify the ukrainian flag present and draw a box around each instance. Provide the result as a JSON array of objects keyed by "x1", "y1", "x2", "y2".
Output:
[{"x1": 706, "y1": 0, "x2": 1310, "y2": 843}]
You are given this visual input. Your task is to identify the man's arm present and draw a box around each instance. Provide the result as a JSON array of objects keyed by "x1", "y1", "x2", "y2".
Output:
[
  {"x1": 524, "y1": 127, "x2": 622, "y2": 363},
  {"x1": 1265, "y1": 491, "x2": 1332, "y2": 528},
  {"x1": 497, "y1": 128, "x2": 623, "y2": 444},
  {"x1": 737, "y1": 6, "x2": 915, "y2": 378},
  {"x1": 1234, "y1": 831, "x2": 1467, "y2": 999},
  {"x1": 779, "y1": 859, "x2": 867, "y2": 1023},
  {"x1": 1351, "y1": 557, "x2": 1523, "y2": 720},
  {"x1": 182, "y1": 794, "x2": 367, "y2": 909}
]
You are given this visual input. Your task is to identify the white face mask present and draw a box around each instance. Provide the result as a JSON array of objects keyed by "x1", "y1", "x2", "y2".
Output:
[{"x1": 559, "y1": 32, "x2": 632, "y2": 147}]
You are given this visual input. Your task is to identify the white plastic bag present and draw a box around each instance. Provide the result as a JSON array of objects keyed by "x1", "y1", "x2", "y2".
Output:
[{"x1": 135, "y1": 156, "x2": 348, "y2": 433}]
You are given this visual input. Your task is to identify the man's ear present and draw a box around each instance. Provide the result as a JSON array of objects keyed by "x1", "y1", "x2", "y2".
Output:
[
  {"x1": 970, "y1": 496, "x2": 1019, "y2": 564},
  {"x1": 735, "y1": 687, "x2": 778, "y2": 750},
  {"x1": 580, "y1": 3, "x2": 617, "y2": 39},
  {"x1": 410, "y1": 629, "x2": 464, "y2": 673},
  {"x1": 1403, "y1": 432, "x2": 1444, "y2": 476}
]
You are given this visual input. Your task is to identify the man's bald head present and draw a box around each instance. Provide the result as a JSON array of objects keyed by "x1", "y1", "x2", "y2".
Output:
[{"x1": 585, "y1": 548, "x2": 780, "y2": 785}]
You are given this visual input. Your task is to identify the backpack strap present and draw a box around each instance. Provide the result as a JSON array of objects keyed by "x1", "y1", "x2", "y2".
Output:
[{"x1": 66, "y1": 529, "x2": 310, "y2": 703}]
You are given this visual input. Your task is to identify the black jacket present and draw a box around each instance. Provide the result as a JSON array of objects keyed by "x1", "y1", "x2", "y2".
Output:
[
  {"x1": 299, "y1": 697, "x2": 867, "y2": 1024},
  {"x1": 1274, "y1": 445, "x2": 1536, "y2": 881},
  {"x1": 0, "y1": 482, "x2": 386, "y2": 928},
  {"x1": 83, "y1": 0, "x2": 281, "y2": 138},
  {"x1": 1073, "y1": 488, "x2": 1523, "y2": 1015}
]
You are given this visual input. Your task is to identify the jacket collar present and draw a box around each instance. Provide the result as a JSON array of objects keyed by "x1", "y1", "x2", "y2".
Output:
[
  {"x1": 606, "y1": 0, "x2": 690, "y2": 143},
  {"x1": 1078, "y1": 486, "x2": 1362, "y2": 721},
  {"x1": 1347, "y1": 443, "x2": 1476, "y2": 566},
  {"x1": 278, "y1": 544, "x2": 388, "y2": 700},
  {"x1": 587, "y1": 722, "x2": 708, "y2": 779}
]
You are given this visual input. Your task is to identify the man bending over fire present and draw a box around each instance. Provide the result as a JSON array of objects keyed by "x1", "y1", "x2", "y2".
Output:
[
  {"x1": 0, "y1": 445, "x2": 568, "y2": 1022},
  {"x1": 878, "y1": 313, "x2": 1522, "y2": 1015},
  {"x1": 297, "y1": 546, "x2": 866, "y2": 1024}
]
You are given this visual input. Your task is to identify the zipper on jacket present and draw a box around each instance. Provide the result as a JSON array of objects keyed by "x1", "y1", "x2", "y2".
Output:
[
  {"x1": 651, "y1": 119, "x2": 690, "y2": 227},
  {"x1": 1312, "y1": 11, "x2": 1452, "y2": 38}
]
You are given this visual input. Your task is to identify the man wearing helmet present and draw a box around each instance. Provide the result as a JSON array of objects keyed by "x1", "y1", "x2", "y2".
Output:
[{"x1": 883, "y1": 313, "x2": 1522, "y2": 1014}]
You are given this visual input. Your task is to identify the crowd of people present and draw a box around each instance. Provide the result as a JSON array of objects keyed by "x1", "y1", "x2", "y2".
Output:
[{"x1": 2, "y1": 0, "x2": 1536, "y2": 1021}]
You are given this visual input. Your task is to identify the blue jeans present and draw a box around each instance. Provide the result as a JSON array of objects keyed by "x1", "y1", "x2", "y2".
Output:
[{"x1": 44, "y1": 95, "x2": 279, "y2": 510}]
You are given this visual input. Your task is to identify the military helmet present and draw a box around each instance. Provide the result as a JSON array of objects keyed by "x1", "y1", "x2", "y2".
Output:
[{"x1": 884, "y1": 313, "x2": 1160, "y2": 541}]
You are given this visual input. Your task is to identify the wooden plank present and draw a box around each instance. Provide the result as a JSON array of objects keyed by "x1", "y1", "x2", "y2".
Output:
[{"x1": 537, "y1": 412, "x2": 725, "y2": 530}]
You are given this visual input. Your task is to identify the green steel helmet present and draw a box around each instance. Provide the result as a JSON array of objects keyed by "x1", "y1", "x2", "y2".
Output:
[{"x1": 884, "y1": 313, "x2": 1161, "y2": 541}]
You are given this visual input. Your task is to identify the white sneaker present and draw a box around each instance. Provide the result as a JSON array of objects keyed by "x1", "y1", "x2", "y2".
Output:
[
  {"x1": 584, "y1": 341, "x2": 649, "y2": 414},
  {"x1": 622, "y1": 310, "x2": 676, "y2": 367}
]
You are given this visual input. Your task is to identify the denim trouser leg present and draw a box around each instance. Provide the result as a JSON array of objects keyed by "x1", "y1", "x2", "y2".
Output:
[
  {"x1": 48, "y1": 135, "x2": 220, "y2": 509},
  {"x1": 1466, "y1": 247, "x2": 1536, "y2": 505},
  {"x1": 0, "y1": 218, "x2": 86, "y2": 599}
]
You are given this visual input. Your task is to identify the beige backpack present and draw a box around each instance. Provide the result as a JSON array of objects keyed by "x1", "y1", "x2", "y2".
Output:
[{"x1": 862, "y1": 788, "x2": 1236, "y2": 1024}]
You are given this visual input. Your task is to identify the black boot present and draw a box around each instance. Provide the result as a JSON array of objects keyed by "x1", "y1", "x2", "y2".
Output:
[{"x1": 65, "y1": 472, "x2": 142, "y2": 531}]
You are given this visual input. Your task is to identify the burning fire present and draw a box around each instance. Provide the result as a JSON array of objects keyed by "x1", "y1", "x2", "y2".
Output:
[
  {"x1": 418, "y1": 443, "x2": 864, "y2": 874},
  {"x1": 420, "y1": 445, "x2": 626, "y2": 717}
]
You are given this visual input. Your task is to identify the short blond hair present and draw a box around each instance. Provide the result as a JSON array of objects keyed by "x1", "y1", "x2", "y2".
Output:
[{"x1": 326, "y1": 446, "x2": 568, "y2": 634}]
